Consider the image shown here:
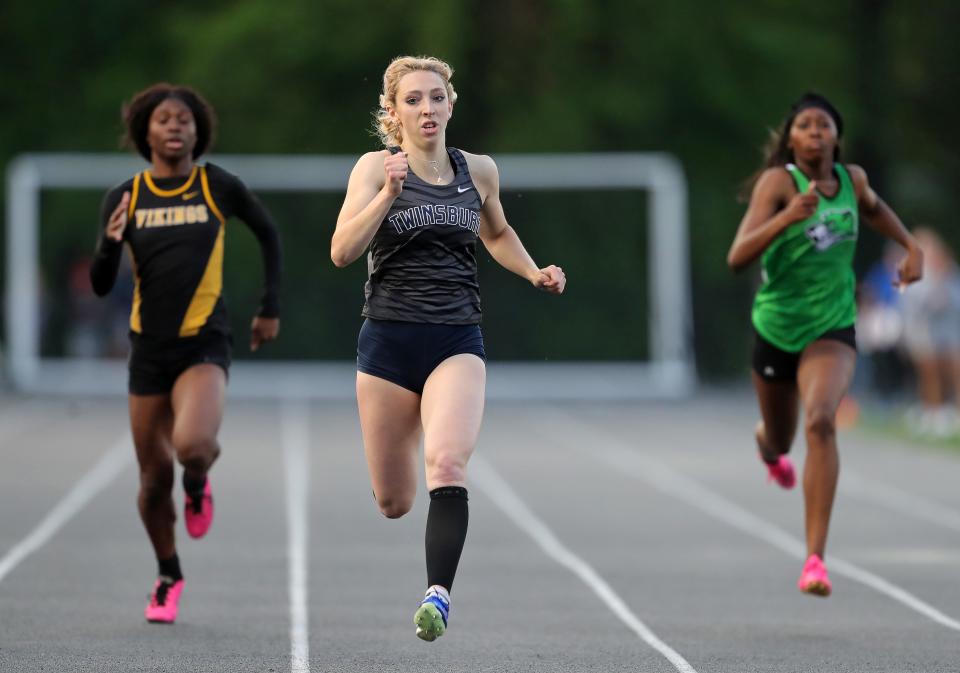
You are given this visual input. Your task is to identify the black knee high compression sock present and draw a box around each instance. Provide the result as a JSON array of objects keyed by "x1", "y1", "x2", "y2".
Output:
[
  {"x1": 158, "y1": 553, "x2": 183, "y2": 581},
  {"x1": 425, "y1": 486, "x2": 469, "y2": 591}
]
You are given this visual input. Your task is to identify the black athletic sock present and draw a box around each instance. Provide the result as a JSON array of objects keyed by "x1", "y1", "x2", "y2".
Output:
[
  {"x1": 761, "y1": 450, "x2": 788, "y2": 465},
  {"x1": 182, "y1": 472, "x2": 207, "y2": 500},
  {"x1": 158, "y1": 553, "x2": 183, "y2": 581},
  {"x1": 425, "y1": 486, "x2": 469, "y2": 592}
]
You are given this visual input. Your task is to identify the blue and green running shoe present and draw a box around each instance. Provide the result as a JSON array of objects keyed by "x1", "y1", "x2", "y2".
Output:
[{"x1": 414, "y1": 585, "x2": 450, "y2": 642}]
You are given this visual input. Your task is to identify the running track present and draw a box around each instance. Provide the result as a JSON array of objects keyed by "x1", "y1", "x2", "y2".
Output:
[{"x1": 1, "y1": 391, "x2": 958, "y2": 672}]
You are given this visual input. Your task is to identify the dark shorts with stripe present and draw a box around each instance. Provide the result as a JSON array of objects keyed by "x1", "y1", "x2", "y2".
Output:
[
  {"x1": 752, "y1": 325, "x2": 856, "y2": 383},
  {"x1": 128, "y1": 330, "x2": 232, "y2": 395},
  {"x1": 357, "y1": 318, "x2": 485, "y2": 394}
]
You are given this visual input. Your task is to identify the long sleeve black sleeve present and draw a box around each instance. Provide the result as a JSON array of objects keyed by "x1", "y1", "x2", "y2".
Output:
[
  {"x1": 89, "y1": 186, "x2": 127, "y2": 296},
  {"x1": 225, "y1": 174, "x2": 282, "y2": 318}
]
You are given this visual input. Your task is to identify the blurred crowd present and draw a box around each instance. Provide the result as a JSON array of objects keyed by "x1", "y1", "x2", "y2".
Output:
[
  {"x1": 857, "y1": 228, "x2": 960, "y2": 438},
  {"x1": 63, "y1": 249, "x2": 132, "y2": 360}
]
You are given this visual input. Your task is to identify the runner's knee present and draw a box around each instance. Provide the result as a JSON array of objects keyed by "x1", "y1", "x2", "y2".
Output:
[
  {"x1": 425, "y1": 451, "x2": 467, "y2": 486},
  {"x1": 139, "y1": 466, "x2": 174, "y2": 507},
  {"x1": 174, "y1": 435, "x2": 220, "y2": 472},
  {"x1": 758, "y1": 421, "x2": 794, "y2": 454},
  {"x1": 377, "y1": 494, "x2": 414, "y2": 519},
  {"x1": 804, "y1": 408, "x2": 836, "y2": 444}
]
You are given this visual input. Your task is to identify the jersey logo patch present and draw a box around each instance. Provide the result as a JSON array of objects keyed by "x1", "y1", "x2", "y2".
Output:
[
  {"x1": 805, "y1": 208, "x2": 856, "y2": 252},
  {"x1": 182, "y1": 191, "x2": 200, "y2": 201},
  {"x1": 457, "y1": 185, "x2": 473, "y2": 193}
]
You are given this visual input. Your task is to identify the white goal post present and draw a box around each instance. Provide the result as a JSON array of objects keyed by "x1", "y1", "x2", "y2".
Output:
[{"x1": 6, "y1": 152, "x2": 694, "y2": 399}]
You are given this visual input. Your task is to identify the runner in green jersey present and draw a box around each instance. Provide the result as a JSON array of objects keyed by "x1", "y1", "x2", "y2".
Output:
[{"x1": 727, "y1": 93, "x2": 923, "y2": 597}]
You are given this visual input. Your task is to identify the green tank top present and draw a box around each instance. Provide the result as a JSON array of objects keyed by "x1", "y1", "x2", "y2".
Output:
[{"x1": 752, "y1": 163, "x2": 858, "y2": 352}]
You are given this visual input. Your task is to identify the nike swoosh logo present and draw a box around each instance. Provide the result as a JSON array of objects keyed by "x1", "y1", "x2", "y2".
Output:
[
  {"x1": 457, "y1": 185, "x2": 473, "y2": 193},
  {"x1": 182, "y1": 191, "x2": 200, "y2": 200}
]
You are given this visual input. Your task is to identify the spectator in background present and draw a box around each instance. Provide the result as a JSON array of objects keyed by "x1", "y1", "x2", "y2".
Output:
[
  {"x1": 900, "y1": 228, "x2": 960, "y2": 437},
  {"x1": 856, "y1": 242, "x2": 908, "y2": 397},
  {"x1": 65, "y1": 252, "x2": 101, "y2": 358}
]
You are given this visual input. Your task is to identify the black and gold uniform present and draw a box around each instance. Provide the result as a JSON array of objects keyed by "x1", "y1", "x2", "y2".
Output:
[{"x1": 91, "y1": 163, "x2": 281, "y2": 394}]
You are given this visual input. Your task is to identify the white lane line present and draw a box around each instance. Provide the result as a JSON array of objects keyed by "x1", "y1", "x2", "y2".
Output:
[
  {"x1": 591, "y1": 440, "x2": 960, "y2": 632},
  {"x1": 471, "y1": 456, "x2": 699, "y2": 673},
  {"x1": 841, "y1": 470, "x2": 960, "y2": 534},
  {"x1": 282, "y1": 400, "x2": 311, "y2": 673},
  {"x1": 0, "y1": 433, "x2": 132, "y2": 583}
]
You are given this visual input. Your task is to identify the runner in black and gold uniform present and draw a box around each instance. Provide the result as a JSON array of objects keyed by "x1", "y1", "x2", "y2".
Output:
[{"x1": 90, "y1": 83, "x2": 281, "y2": 623}]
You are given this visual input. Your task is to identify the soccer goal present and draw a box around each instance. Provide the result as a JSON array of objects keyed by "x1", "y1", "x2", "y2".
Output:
[{"x1": 5, "y1": 152, "x2": 694, "y2": 399}]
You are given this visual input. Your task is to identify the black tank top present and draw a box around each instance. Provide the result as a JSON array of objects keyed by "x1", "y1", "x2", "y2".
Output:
[{"x1": 362, "y1": 147, "x2": 482, "y2": 324}]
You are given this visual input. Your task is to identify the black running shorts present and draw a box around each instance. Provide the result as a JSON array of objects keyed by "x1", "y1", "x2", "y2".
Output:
[
  {"x1": 357, "y1": 318, "x2": 485, "y2": 394},
  {"x1": 128, "y1": 330, "x2": 232, "y2": 395},
  {"x1": 752, "y1": 325, "x2": 856, "y2": 383}
]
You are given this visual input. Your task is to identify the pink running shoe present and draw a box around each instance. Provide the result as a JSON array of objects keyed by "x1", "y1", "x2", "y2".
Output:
[
  {"x1": 761, "y1": 453, "x2": 796, "y2": 489},
  {"x1": 798, "y1": 554, "x2": 832, "y2": 597},
  {"x1": 184, "y1": 479, "x2": 214, "y2": 539},
  {"x1": 145, "y1": 577, "x2": 184, "y2": 623}
]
